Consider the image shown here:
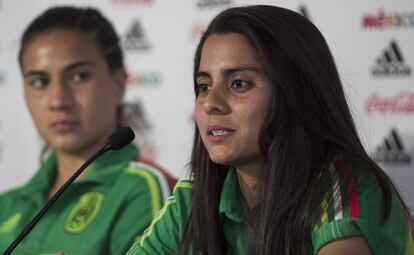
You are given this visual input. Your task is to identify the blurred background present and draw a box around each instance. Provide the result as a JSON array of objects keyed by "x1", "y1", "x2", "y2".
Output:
[{"x1": 0, "y1": 0, "x2": 413, "y2": 214}]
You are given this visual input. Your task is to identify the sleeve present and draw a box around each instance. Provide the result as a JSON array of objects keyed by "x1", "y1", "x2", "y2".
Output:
[
  {"x1": 311, "y1": 160, "x2": 411, "y2": 255},
  {"x1": 126, "y1": 181, "x2": 193, "y2": 255},
  {"x1": 109, "y1": 166, "x2": 175, "y2": 255}
]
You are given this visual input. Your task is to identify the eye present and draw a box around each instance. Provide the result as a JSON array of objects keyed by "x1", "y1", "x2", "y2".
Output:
[
  {"x1": 28, "y1": 77, "x2": 49, "y2": 90},
  {"x1": 231, "y1": 80, "x2": 250, "y2": 90},
  {"x1": 69, "y1": 71, "x2": 90, "y2": 84},
  {"x1": 196, "y1": 83, "x2": 211, "y2": 94}
]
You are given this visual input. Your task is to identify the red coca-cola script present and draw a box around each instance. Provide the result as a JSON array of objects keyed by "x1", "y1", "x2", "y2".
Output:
[{"x1": 365, "y1": 91, "x2": 414, "y2": 114}]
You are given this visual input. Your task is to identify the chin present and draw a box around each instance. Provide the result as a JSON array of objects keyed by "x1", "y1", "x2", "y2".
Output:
[
  {"x1": 208, "y1": 153, "x2": 234, "y2": 166},
  {"x1": 50, "y1": 138, "x2": 88, "y2": 153},
  {"x1": 52, "y1": 144, "x2": 82, "y2": 154}
]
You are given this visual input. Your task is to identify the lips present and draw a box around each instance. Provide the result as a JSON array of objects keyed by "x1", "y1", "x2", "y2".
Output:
[
  {"x1": 210, "y1": 130, "x2": 231, "y2": 136},
  {"x1": 206, "y1": 125, "x2": 235, "y2": 142},
  {"x1": 50, "y1": 120, "x2": 79, "y2": 132}
]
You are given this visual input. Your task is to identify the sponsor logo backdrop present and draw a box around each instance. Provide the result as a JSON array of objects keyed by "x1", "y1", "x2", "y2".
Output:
[{"x1": 0, "y1": 0, "x2": 413, "y2": 214}]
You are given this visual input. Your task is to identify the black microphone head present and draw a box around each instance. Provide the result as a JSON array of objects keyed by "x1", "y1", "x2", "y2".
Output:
[{"x1": 107, "y1": 127, "x2": 135, "y2": 150}]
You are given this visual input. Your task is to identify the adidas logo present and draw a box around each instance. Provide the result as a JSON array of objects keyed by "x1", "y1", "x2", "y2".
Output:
[
  {"x1": 197, "y1": 0, "x2": 232, "y2": 8},
  {"x1": 298, "y1": 4, "x2": 311, "y2": 20},
  {"x1": 371, "y1": 128, "x2": 412, "y2": 165},
  {"x1": 122, "y1": 20, "x2": 151, "y2": 52},
  {"x1": 371, "y1": 40, "x2": 411, "y2": 77}
]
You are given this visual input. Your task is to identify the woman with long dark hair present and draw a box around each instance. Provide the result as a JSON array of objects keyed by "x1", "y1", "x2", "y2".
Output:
[
  {"x1": 128, "y1": 5, "x2": 413, "y2": 255},
  {"x1": 0, "y1": 6, "x2": 175, "y2": 254}
]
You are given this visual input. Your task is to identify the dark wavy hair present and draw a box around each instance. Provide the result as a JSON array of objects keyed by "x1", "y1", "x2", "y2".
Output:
[
  {"x1": 18, "y1": 6, "x2": 150, "y2": 156},
  {"x1": 182, "y1": 5, "x2": 406, "y2": 254}
]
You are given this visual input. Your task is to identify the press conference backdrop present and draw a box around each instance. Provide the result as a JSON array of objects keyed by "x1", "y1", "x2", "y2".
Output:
[{"x1": 0, "y1": 0, "x2": 413, "y2": 214}]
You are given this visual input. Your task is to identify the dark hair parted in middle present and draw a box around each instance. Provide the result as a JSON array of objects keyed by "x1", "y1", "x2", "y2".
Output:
[
  {"x1": 184, "y1": 5, "x2": 398, "y2": 254},
  {"x1": 19, "y1": 6, "x2": 124, "y2": 72}
]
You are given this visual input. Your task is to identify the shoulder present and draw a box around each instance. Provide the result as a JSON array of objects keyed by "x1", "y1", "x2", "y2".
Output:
[
  {"x1": 170, "y1": 179, "x2": 193, "y2": 213},
  {"x1": 105, "y1": 157, "x2": 177, "y2": 219},
  {"x1": 127, "y1": 179, "x2": 193, "y2": 254},
  {"x1": 148, "y1": 178, "x2": 193, "y2": 224},
  {"x1": 119, "y1": 158, "x2": 176, "y2": 196},
  {"x1": 124, "y1": 157, "x2": 176, "y2": 184},
  {"x1": 311, "y1": 153, "x2": 411, "y2": 254},
  {"x1": 0, "y1": 186, "x2": 23, "y2": 198},
  {"x1": 172, "y1": 179, "x2": 193, "y2": 195},
  {"x1": 0, "y1": 187, "x2": 24, "y2": 207},
  {"x1": 153, "y1": 178, "x2": 193, "y2": 219},
  {"x1": 329, "y1": 153, "x2": 394, "y2": 220}
]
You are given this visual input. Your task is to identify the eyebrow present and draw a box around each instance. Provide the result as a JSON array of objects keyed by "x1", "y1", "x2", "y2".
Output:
[
  {"x1": 195, "y1": 66, "x2": 262, "y2": 79},
  {"x1": 24, "y1": 61, "x2": 95, "y2": 78},
  {"x1": 65, "y1": 61, "x2": 95, "y2": 71}
]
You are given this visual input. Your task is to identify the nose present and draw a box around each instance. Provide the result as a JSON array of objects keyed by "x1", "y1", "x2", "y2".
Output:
[
  {"x1": 47, "y1": 79, "x2": 73, "y2": 111},
  {"x1": 202, "y1": 84, "x2": 230, "y2": 115}
]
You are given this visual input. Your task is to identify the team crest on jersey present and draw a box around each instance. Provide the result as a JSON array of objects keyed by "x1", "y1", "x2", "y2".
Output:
[
  {"x1": 65, "y1": 192, "x2": 105, "y2": 233},
  {"x1": 0, "y1": 213, "x2": 21, "y2": 233}
]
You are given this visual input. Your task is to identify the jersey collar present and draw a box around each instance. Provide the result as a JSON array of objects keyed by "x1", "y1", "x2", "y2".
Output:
[
  {"x1": 79, "y1": 143, "x2": 139, "y2": 184},
  {"x1": 219, "y1": 168, "x2": 245, "y2": 224},
  {"x1": 18, "y1": 143, "x2": 139, "y2": 202}
]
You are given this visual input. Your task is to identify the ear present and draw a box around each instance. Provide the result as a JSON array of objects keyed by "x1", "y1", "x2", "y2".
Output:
[{"x1": 112, "y1": 68, "x2": 128, "y2": 102}]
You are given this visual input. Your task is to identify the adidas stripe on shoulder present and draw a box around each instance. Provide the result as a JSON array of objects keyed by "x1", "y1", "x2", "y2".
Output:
[
  {"x1": 173, "y1": 179, "x2": 193, "y2": 193},
  {"x1": 125, "y1": 160, "x2": 174, "y2": 215}
]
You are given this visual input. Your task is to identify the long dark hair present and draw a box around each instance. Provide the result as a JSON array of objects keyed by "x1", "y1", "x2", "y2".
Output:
[
  {"x1": 18, "y1": 6, "x2": 150, "y2": 157},
  {"x1": 183, "y1": 5, "x2": 405, "y2": 254}
]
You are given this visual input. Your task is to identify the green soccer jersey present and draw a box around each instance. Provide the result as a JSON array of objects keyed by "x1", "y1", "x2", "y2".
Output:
[
  {"x1": 0, "y1": 143, "x2": 176, "y2": 255},
  {"x1": 127, "y1": 156, "x2": 414, "y2": 255}
]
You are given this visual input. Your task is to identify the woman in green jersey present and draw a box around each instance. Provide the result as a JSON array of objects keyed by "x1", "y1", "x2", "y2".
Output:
[
  {"x1": 0, "y1": 6, "x2": 175, "y2": 255},
  {"x1": 130, "y1": 5, "x2": 413, "y2": 255}
]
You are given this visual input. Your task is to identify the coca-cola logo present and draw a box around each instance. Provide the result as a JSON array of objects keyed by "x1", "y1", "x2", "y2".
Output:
[{"x1": 365, "y1": 91, "x2": 414, "y2": 114}]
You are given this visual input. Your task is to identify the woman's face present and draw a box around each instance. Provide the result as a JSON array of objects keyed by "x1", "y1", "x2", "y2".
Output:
[
  {"x1": 194, "y1": 33, "x2": 272, "y2": 171},
  {"x1": 21, "y1": 29, "x2": 125, "y2": 156}
]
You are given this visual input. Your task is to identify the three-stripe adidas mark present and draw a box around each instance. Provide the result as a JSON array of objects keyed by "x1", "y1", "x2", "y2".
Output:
[
  {"x1": 122, "y1": 20, "x2": 151, "y2": 51},
  {"x1": 372, "y1": 128, "x2": 412, "y2": 165},
  {"x1": 371, "y1": 40, "x2": 412, "y2": 77}
]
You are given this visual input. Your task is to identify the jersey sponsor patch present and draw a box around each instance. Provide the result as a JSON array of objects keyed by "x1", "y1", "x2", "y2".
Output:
[
  {"x1": 0, "y1": 212, "x2": 21, "y2": 233},
  {"x1": 64, "y1": 192, "x2": 105, "y2": 234}
]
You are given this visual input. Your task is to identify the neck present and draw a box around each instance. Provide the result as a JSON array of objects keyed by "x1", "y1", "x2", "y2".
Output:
[{"x1": 47, "y1": 144, "x2": 105, "y2": 198}]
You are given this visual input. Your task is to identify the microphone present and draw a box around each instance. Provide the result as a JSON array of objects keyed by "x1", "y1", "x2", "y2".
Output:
[
  {"x1": 107, "y1": 126, "x2": 135, "y2": 150},
  {"x1": 3, "y1": 127, "x2": 135, "y2": 255}
]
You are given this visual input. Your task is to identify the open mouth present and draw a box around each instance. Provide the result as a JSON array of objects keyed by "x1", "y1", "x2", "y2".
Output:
[
  {"x1": 210, "y1": 129, "x2": 231, "y2": 136},
  {"x1": 207, "y1": 127, "x2": 235, "y2": 137}
]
